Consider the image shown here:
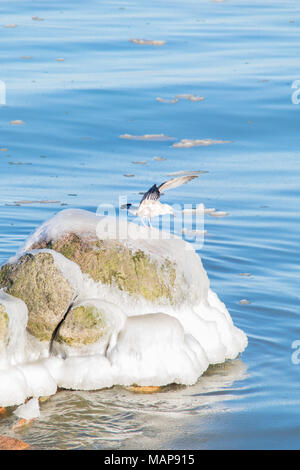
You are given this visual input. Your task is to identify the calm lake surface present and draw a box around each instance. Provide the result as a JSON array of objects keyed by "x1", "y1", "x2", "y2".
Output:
[{"x1": 1, "y1": 0, "x2": 300, "y2": 450}]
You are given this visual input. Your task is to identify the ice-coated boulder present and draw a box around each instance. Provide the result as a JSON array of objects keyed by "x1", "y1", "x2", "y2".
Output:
[
  {"x1": 0, "y1": 209, "x2": 248, "y2": 408},
  {"x1": 29, "y1": 233, "x2": 179, "y2": 304},
  {"x1": 22, "y1": 208, "x2": 208, "y2": 306}
]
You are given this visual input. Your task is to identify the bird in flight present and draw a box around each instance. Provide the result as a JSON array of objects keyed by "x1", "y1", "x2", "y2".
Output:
[{"x1": 121, "y1": 174, "x2": 199, "y2": 226}]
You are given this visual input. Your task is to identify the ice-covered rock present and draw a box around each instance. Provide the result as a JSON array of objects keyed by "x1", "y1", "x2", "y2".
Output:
[
  {"x1": 25, "y1": 209, "x2": 203, "y2": 306},
  {"x1": 30, "y1": 233, "x2": 179, "y2": 304},
  {"x1": 0, "y1": 209, "x2": 248, "y2": 408}
]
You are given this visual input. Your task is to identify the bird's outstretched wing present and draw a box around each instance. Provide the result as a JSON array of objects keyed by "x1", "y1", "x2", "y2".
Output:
[
  {"x1": 158, "y1": 174, "x2": 199, "y2": 193},
  {"x1": 139, "y1": 174, "x2": 198, "y2": 205},
  {"x1": 139, "y1": 184, "x2": 160, "y2": 204}
]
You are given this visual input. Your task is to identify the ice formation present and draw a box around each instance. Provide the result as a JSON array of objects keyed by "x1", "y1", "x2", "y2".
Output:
[
  {"x1": 119, "y1": 133, "x2": 176, "y2": 141},
  {"x1": 172, "y1": 138, "x2": 231, "y2": 148},
  {"x1": 129, "y1": 39, "x2": 166, "y2": 46},
  {"x1": 156, "y1": 94, "x2": 205, "y2": 104},
  {"x1": 13, "y1": 397, "x2": 40, "y2": 420},
  {"x1": 9, "y1": 120, "x2": 24, "y2": 126},
  {"x1": 209, "y1": 211, "x2": 229, "y2": 217},
  {"x1": 0, "y1": 209, "x2": 247, "y2": 408}
]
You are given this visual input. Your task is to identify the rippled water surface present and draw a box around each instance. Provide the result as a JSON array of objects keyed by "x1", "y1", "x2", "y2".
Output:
[{"x1": 1, "y1": 0, "x2": 300, "y2": 450}]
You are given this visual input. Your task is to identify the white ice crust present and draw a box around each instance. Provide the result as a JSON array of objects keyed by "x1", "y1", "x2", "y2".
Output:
[{"x1": 0, "y1": 209, "x2": 247, "y2": 407}]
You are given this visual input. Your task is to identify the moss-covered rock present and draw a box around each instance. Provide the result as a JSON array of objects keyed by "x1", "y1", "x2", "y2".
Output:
[
  {"x1": 55, "y1": 303, "x2": 107, "y2": 347},
  {"x1": 0, "y1": 252, "x2": 74, "y2": 342},
  {"x1": 0, "y1": 304, "x2": 9, "y2": 350},
  {"x1": 30, "y1": 234, "x2": 178, "y2": 303}
]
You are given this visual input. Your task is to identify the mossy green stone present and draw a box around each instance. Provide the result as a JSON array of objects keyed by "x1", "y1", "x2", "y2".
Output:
[
  {"x1": 31, "y1": 234, "x2": 177, "y2": 303},
  {"x1": 0, "y1": 252, "x2": 74, "y2": 341},
  {"x1": 56, "y1": 305, "x2": 106, "y2": 346}
]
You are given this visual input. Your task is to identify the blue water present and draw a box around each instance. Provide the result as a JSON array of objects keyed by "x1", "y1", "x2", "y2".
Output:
[{"x1": 1, "y1": 0, "x2": 300, "y2": 449}]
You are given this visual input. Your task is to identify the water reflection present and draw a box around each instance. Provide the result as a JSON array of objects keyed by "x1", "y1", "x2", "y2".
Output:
[{"x1": 1, "y1": 359, "x2": 248, "y2": 450}]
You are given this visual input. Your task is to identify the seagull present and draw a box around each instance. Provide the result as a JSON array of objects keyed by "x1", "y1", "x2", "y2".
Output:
[{"x1": 121, "y1": 174, "x2": 199, "y2": 226}]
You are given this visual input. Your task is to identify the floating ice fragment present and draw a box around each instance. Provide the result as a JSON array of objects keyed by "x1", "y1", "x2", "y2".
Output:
[
  {"x1": 13, "y1": 398, "x2": 40, "y2": 419},
  {"x1": 182, "y1": 205, "x2": 203, "y2": 215},
  {"x1": 175, "y1": 94, "x2": 204, "y2": 102},
  {"x1": 156, "y1": 97, "x2": 178, "y2": 104},
  {"x1": 132, "y1": 160, "x2": 147, "y2": 165},
  {"x1": 10, "y1": 120, "x2": 24, "y2": 125},
  {"x1": 238, "y1": 273, "x2": 252, "y2": 277},
  {"x1": 8, "y1": 162, "x2": 32, "y2": 165},
  {"x1": 14, "y1": 200, "x2": 61, "y2": 205},
  {"x1": 3, "y1": 24, "x2": 17, "y2": 28},
  {"x1": 173, "y1": 139, "x2": 231, "y2": 148},
  {"x1": 204, "y1": 207, "x2": 216, "y2": 213},
  {"x1": 209, "y1": 211, "x2": 229, "y2": 217},
  {"x1": 153, "y1": 156, "x2": 167, "y2": 161},
  {"x1": 120, "y1": 133, "x2": 175, "y2": 141},
  {"x1": 32, "y1": 16, "x2": 44, "y2": 21},
  {"x1": 156, "y1": 94, "x2": 204, "y2": 104},
  {"x1": 182, "y1": 204, "x2": 215, "y2": 215},
  {"x1": 129, "y1": 39, "x2": 166, "y2": 46},
  {"x1": 239, "y1": 299, "x2": 251, "y2": 305}
]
